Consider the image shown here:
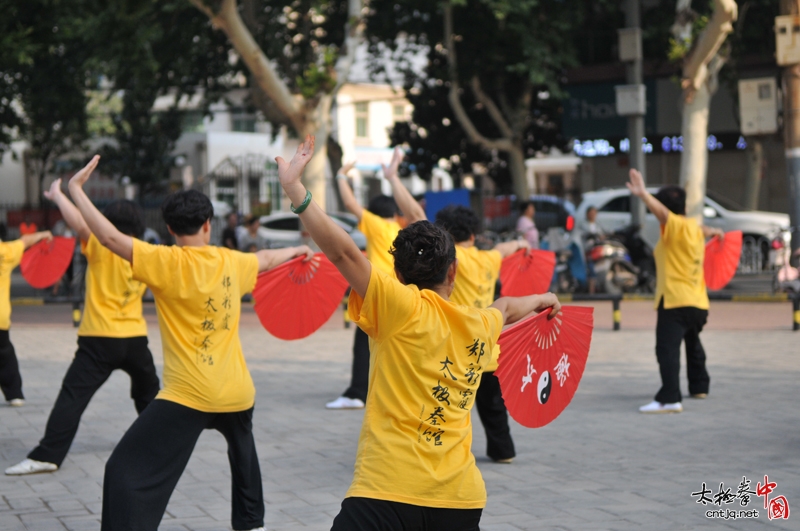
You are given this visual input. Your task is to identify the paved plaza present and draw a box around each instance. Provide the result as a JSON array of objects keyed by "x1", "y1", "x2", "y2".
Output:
[{"x1": 0, "y1": 301, "x2": 798, "y2": 531}]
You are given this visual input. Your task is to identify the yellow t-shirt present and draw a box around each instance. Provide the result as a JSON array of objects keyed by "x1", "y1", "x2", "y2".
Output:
[
  {"x1": 451, "y1": 246, "x2": 502, "y2": 310},
  {"x1": 347, "y1": 267, "x2": 504, "y2": 509},
  {"x1": 654, "y1": 212, "x2": 709, "y2": 310},
  {"x1": 0, "y1": 240, "x2": 25, "y2": 330},
  {"x1": 78, "y1": 235, "x2": 148, "y2": 338},
  {"x1": 131, "y1": 239, "x2": 259, "y2": 412},
  {"x1": 451, "y1": 245, "x2": 503, "y2": 371},
  {"x1": 358, "y1": 210, "x2": 401, "y2": 276}
]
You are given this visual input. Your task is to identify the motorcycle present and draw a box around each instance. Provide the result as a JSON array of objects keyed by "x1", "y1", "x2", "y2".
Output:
[{"x1": 586, "y1": 225, "x2": 655, "y2": 295}]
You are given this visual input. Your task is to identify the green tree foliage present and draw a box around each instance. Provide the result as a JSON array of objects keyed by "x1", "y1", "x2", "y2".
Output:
[{"x1": 366, "y1": 0, "x2": 618, "y2": 193}]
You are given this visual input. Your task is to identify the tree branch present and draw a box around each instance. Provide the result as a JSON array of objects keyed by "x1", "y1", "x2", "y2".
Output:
[
  {"x1": 444, "y1": 1, "x2": 514, "y2": 152},
  {"x1": 333, "y1": 0, "x2": 365, "y2": 97},
  {"x1": 470, "y1": 76, "x2": 513, "y2": 139},
  {"x1": 682, "y1": 0, "x2": 737, "y2": 102},
  {"x1": 188, "y1": 0, "x2": 305, "y2": 131}
]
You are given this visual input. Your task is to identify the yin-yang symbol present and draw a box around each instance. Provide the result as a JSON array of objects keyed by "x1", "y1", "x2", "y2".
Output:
[{"x1": 537, "y1": 371, "x2": 552, "y2": 405}]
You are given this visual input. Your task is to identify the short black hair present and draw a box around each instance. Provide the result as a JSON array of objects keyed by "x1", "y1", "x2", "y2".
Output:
[
  {"x1": 390, "y1": 221, "x2": 456, "y2": 290},
  {"x1": 519, "y1": 201, "x2": 532, "y2": 213},
  {"x1": 367, "y1": 195, "x2": 398, "y2": 218},
  {"x1": 161, "y1": 190, "x2": 214, "y2": 236},
  {"x1": 435, "y1": 205, "x2": 481, "y2": 243},
  {"x1": 654, "y1": 185, "x2": 686, "y2": 215},
  {"x1": 103, "y1": 200, "x2": 145, "y2": 238}
]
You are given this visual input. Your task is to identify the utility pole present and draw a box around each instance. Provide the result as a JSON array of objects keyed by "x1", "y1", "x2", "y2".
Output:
[
  {"x1": 779, "y1": 0, "x2": 800, "y2": 254},
  {"x1": 618, "y1": 0, "x2": 647, "y2": 230}
]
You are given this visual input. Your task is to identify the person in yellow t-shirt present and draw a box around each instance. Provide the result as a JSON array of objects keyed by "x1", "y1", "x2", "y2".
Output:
[
  {"x1": 0, "y1": 230, "x2": 52, "y2": 407},
  {"x1": 381, "y1": 156, "x2": 531, "y2": 464},
  {"x1": 67, "y1": 155, "x2": 313, "y2": 531},
  {"x1": 627, "y1": 169, "x2": 723, "y2": 415},
  {"x1": 5, "y1": 172, "x2": 161, "y2": 477},
  {"x1": 433, "y1": 205, "x2": 529, "y2": 464},
  {"x1": 327, "y1": 159, "x2": 401, "y2": 410},
  {"x1": 276, "y1": 136, "x2": 560, "y2": 530}
]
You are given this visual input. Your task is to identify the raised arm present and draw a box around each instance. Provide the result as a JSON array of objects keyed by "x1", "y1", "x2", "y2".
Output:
[
  {"x1": 43, "y1": 179, "x2": 91, "y2": 241},
  {"x1": 626, "y1": 169, "x2": 669, "y2": 226},
  {"x1": 384, "y1": 147, "x2": 426, "y2": 223},
  {"x1": 20, "y1": 231, "x2": 53, "y2": 250},
  {"x1": 335, "y1": 161, "x2": 364, "y2": 220},
  {"x1": 255, "y1": 245, "x2": 314, "y2": 272},
  {"x1": 67, "y1": 155, "x2": 133, "y2": 262},
  {"x1": 494, "y1": 238, "x2": 530, "y2": 258},
  {"x1": 490, "y1": 292, "x2": 561, "y2": 326},
  {"x1": 276, "y1": 136, "x2": 371, "y2": 297}
]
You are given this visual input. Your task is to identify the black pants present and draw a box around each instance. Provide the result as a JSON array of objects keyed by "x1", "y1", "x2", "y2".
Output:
[
  {"x1": 342, "y1": 327, "x2": 370, "y2": 402},
  {"x1": 474, "y1": 371, "x2": 515, "y2": 461},
  {"x1": 0, "y1": 329, "x2": 23, "y2": 401},
  {"x1": 28, "y1": 336, "x2": 160, "y2": 467},
  {"x1": 654, "y1": 301, "x2": 710, "y2": 404},
  {"x1": 102, "y1": 399, "x2": 264, "y2": 531},
  {"x1": 331, "y1": 497, "x2": 482, "y2": 531}
]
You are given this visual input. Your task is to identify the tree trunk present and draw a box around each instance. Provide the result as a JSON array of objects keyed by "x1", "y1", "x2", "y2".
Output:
[
  {"x1": 508, "y1": 146, "x2": 528, "y2": 199},
  {"x1": 679, "y1": 81, "x2": 711, "y2": 221},
  {"x1": 743, "y1": 138, "x2": 763, "y2": 210}
]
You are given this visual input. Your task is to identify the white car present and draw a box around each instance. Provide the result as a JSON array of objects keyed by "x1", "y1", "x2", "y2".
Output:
[
  {"x1": 576, "y1": 188, "x2": 790, "y2": 270},
  {"x1": 236, "y1": 211, "x2": 367, "y2": 250}
]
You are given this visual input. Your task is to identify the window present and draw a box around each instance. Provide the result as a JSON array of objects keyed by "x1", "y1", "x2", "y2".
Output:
[
  {"x1": 231, "y1": 108, "x2": 256, "y2": 132},
  {"x1": 393, "y1": 104, "x2": 406, "y2": 121},
  {"x1": 181, "y1": 111, "x2": 205, "y2": 133},
  {"x1": 355, "y1": 101, "x2": 369, "y2": 138},
  {"x1": 599, "y1": 196, "x2": 630, "y2": 213}
]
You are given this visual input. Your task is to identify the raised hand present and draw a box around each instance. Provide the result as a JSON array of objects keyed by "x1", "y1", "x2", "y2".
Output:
[
  {"x1": 276, "y1": 135, "x2": 315, "y2": 190},
  {"x1": 381, "y1": 146, "x2": 404, "y2": 181},
  {"x1": 69, "y1": 155, "x2": 100, "y2": 189},
  {"x1": 339, "y1": 160, "x2": 356, "y2": 176},
  {"x1": 43, "y1": 178, "x2": 64, "y2": 201},
  {"x1": 626, "y1": 168, "x2": 646, "y2": 198}
]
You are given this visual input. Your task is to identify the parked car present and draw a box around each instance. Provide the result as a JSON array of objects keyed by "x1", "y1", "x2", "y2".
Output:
[
  {"x1": 236, "y1": 211, "x2": 367, "y2": 250},
  {"x1": 576, "y1": 187, "x2": 789, "y2": 271},
  {"x1": 528, "y1": 195, "x2": 576, "y2": 232}
]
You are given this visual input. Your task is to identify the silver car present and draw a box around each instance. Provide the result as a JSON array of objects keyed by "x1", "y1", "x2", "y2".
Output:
[
  {"x1": 237, "y1": 211, "x2": 367, "y2": 250},
  {"x1": 576, "y1": 187, "x2": 790, "y2": 271}
]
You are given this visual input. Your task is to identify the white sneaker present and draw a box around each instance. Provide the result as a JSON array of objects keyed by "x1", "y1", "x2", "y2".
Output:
[
  {"x1": 325, "y1": 396, "x2": 365, "y2": 409},
  {"x1": 8, "y1": 398, "x2": 24, "y2": 407},
  {"x1": 639, "y1": 400, "x2": 683, "y2": 414},
  {"x1": 234, "y1": 527, "x2": 265, "y2": 531},
  {"x1": 5, "y1": 458, "x2": 58, "y2": 475}
]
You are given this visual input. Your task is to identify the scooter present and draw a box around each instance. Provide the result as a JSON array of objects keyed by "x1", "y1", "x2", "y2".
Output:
[{"x1": 585, "y1": 225, "x2": 655, "y2": 295}]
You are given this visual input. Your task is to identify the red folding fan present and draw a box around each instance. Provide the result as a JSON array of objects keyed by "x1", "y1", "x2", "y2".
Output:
[
  {"x1": 495, "y1": 305, "x2": 594, "y2": 428},
  {"x1": 704, "y1": 230, "x2": 742, "y2": 291},
  {"x1": 252, "y1": 253, "x2": 349, "y2": 340},
  {"x1": 500, "y1": 249, "x2": 556, "y2": 297},
  {"x1": 20, "y1": 236, "x2": 76, "y2": 289}
]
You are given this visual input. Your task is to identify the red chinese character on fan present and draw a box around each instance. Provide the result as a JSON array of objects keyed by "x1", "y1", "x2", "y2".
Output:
[
  {"x1": 756, "y1": 475, "x2": 777, "y2": 509},
  {"x1": 768, "y1": 496, "x2": 790, "y2": 520}
]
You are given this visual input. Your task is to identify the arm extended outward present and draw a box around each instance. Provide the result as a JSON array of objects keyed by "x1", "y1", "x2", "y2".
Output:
[
  {"x1": 490, "y1": 292, "x2": 561, "y2": 326},
  {"x1": 68, "y1": 155, "x2": 134, "y2": 262},
  {"x1": 255, "y1": 245, "x2": 314, "y2": 273},
  {"x1": 276, "y1": 136, "x2": 372, "y2": 297},
  {"x1": 20, "y1": 231, "x2": 53, "y2": 249}
]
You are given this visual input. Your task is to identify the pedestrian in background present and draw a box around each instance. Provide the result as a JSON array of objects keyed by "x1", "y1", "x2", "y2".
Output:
[{"x1": 516, "y1": 201, "x2": 539, "y2": 249}]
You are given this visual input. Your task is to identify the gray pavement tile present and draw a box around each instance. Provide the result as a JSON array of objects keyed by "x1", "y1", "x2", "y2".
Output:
[{"x1": 1, "y1": 306, "x2": 798, "y2": 530}]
